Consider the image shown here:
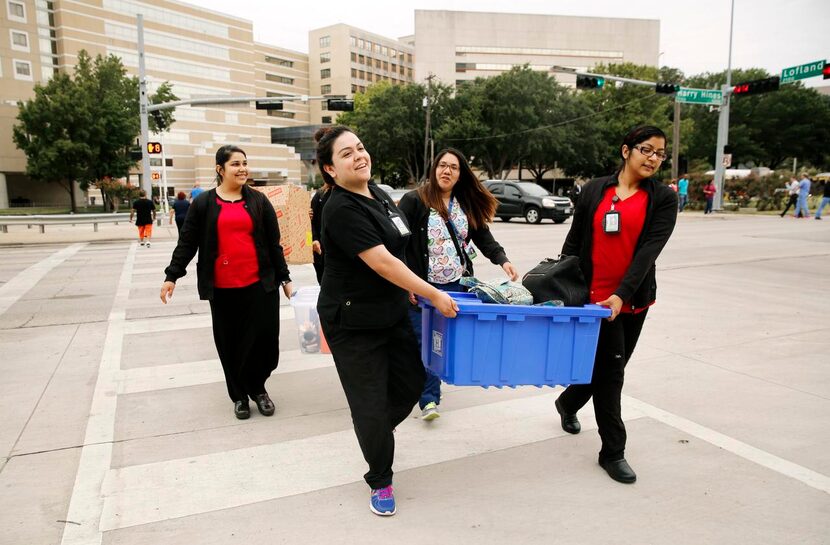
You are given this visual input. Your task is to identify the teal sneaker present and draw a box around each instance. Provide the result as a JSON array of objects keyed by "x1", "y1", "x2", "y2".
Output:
[
  {"x1": 369, "y1": 485, "x2": 396, "y2": 516},
  {"x1": 421, "y1": 402, "x2": 440, "y2": 421}
]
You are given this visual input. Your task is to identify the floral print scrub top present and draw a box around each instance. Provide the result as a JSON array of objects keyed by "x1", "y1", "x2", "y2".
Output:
[{"x1": 426, "y1": 198, "x2": 469, "y2": 284}]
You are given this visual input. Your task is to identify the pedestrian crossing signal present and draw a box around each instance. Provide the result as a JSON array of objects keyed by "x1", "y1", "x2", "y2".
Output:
[{"x1": 147, "y1": 142, "x2": 162, "y2": 154}]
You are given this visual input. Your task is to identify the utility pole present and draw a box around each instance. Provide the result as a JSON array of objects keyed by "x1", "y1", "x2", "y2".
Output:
[
  {"x1": 713, "y1": 0, "x2": 736, "y2": 211},
  {"x1": 422, "y1": 73, "x2": 435, "y2": 181},
  {"x1": 137, "y1": 14, "x2": 152, "y2": 197}
]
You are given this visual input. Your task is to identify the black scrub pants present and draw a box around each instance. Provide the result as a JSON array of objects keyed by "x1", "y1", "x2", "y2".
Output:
[
  {"x1": 557, "y1": 309, "x2": 648, "y2": 463},
  {"x1": 209, "y1": 282, "x2": 280, "y2": 403},
  {"x1": 321, "y1": 316, "x2": 426, "y2": 489}
]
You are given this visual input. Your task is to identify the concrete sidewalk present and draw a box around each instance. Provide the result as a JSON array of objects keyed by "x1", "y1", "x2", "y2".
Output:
[{"x1": 0, "y1": 213, "x2": 828, "y2": 545}]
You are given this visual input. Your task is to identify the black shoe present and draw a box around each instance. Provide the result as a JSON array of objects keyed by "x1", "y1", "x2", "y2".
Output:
[
  {"x1": 599, "y1": 458, "x2": 637, "y2": 484},
  {"x1": 253, "y1": 393, "x2": 275, "y2": 416},
  {"x1": 555, "y1": 399, "x2": 580, "y2": 434},
  {"x1": 234, "y1": 400, "x2": 251, "y2": 420}
]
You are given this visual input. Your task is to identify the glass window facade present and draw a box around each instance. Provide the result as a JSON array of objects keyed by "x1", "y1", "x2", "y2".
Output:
[
  {"x1": 103, "y1": 0, "x2": 230, "y2": 37},
  {"x1": 265, "y1": 55, "x2": 294, "y2": 67},
  {"x1": 266, "y1": 73, "x2": 295, "y2": 85}
]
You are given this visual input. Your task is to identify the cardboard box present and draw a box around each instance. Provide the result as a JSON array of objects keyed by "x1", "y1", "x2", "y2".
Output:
[{"x1": 253, "y1": 185, "x2": 313, "y2": 265}]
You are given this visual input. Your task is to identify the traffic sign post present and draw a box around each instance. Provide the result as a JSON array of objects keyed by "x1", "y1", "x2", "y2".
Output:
[
  {"x1": 675, "y1": 88, "x2": 723, "y2": 105},
  {"x1": 781, "y1": 60, "x2": 826, "y2": 84},
  {"x1": 722, "y1": 154, "x2": 732, "y2": 168}
]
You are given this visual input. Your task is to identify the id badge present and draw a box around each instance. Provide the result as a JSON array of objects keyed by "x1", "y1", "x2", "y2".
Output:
[
  {"x1": 603, "y1": 210, "x2": 621, "y2": 234},
  {"x1": 465, "y1": 242, "x2": 478, "y2": 260},
  {"x1": 391, "y1": 216, "x2": 411, "y2": 236}
]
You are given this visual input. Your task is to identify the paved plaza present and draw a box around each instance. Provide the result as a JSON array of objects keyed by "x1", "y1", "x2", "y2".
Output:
[{"x1": 0, "y1": 213, "x2": 827, "y2": 544}]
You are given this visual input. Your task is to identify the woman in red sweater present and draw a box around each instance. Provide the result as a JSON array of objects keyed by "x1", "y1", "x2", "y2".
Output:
[
  {"x1": 160, "y1": 146, "x2": 293, "y2": 420},
  {"x1": 554, "y1": 126, "x2": 678, "y2": 484}
]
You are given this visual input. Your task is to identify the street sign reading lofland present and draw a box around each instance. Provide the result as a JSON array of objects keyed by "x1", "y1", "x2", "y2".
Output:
[
  {"x1": 781, "y1": 60, "x2": 826, "y2": 84},
  {"x1": 675, "y1": 88, "x2": 723, "y2": 105}
]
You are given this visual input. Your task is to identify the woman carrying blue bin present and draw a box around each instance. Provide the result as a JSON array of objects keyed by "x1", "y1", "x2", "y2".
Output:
[
  {"x1": 399, "y1": 148, "x2": 519, "y2": 421},
  {"x1": 554, "y1": 125, "x2": 677, "y2": 484},
  {"x1": 313, "y1": 125, "x2": 458, "y2": 516}
]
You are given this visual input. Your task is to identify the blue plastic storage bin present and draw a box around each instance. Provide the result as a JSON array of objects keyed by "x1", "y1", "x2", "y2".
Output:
[{"x1": 419, "y1": 293, "x2": 611, "y2": 388}]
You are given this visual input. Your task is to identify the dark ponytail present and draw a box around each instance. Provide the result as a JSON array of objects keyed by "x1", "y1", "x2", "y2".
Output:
[{"x1": 314, "y1": 125, "x2": 354, "y2": 187}]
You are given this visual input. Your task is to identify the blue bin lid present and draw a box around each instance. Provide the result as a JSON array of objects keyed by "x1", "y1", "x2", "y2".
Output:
[{"x1": 419, "y1": 292, "x2": 611, "y2": 319}]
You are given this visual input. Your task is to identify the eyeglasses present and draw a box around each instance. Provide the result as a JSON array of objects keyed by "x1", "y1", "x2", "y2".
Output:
[
  {"x1": 437, "y1": 162, "x2": 459, "y2": 172},
  {"x1": 633, "y1": 146, "x2": 668, "y2": 161}
]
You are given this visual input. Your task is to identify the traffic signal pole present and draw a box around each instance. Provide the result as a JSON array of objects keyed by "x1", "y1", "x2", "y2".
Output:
[
  {"x1": 137, "y1": 15, "x2": 152, "y2": 197},
  {"x1": 712, "y1": 0, "x2": 736, "y2": 211}
]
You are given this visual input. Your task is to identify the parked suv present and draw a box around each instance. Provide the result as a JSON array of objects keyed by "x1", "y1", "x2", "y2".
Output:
[{"x1": 482, "y1": 180, "x2": 573, "y2": 224}]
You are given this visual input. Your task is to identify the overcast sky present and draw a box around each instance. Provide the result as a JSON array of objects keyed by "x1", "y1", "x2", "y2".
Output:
[{"x1": 189, "y1": 0, "x2": 828, "y2": 84}]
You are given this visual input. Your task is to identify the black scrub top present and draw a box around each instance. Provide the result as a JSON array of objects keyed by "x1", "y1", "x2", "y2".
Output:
[{"x1": 317, "y1": 183, "x2": 411, "y2": 329}]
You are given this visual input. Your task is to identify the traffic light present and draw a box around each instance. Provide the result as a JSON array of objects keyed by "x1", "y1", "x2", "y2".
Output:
[
  {"x1": 129, "y1": 148, "x2": 142, "y2": 161},
  {"x1": 255, "y1": 100, "x2": 284, "y2": 110},
  {"x1": 732, "y1": 76, "x2": 780, "y2": 96},
  {"x1": 150, "y1": 110, "x2": 167, "y2": 131},
  {"x1": 146, "y1": 142, "x2": 162, "y2": 154},
  {"x1": 823, "y1": 64, "x2": 830, "y2": 80},
  {"x1": 575, "y1": 75, "x2": 605, "y2": 89},
  {"x1": 655, "y1": 83, "x2": 679, "y2": 94},
  {"x1": 326, "y1": 99, "x2": 354, "y2": 111}
]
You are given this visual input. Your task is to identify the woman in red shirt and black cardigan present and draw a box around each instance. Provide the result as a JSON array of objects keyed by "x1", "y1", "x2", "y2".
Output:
[
  {"x1": 160, "y1": 145, "x2": 293, "y2": 420},
  {"x1": 554, "y1": 126, "x2": 677, "y2": 484}
]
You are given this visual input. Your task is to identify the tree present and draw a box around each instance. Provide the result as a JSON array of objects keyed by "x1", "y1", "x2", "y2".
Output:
[
  {"x1": 12, "y1": 72, "x2": 93, "y2": 213},
  {"x1": 12, "y1": 51, "x2": 177, "y2": 212},
  {"x1": 522, "y1": 82, "x2": 603, "y2": 182},
  {"x1": 682, "y1": 68, "x2": 830, "y2": 171},
  {"x1": 149, "y1": 82, "x2": 178, "y2": 133},
  {"x1": 338, "y1": 81, "x2": 452, "y2": 184},
  {"x1": 579, "y1": 63, "x2": 677, "y2": 178},
  {"x1": 438, "y1": 66, "x2": 556, "y2": 179}
]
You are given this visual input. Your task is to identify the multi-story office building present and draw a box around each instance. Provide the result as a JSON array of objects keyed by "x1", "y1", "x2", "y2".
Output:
[
  {"x1": 0, "y1": 0, "x2": 309, "y2": 207},
  {"x1": 308, "y1": 24, "x2": 414, "y2": 125},
  {"x1": 413, "y1": 10, "x2": 659, "y2": 88},
  {"x1": 1, "y1": 3, "x2": 660, "y2": 207}
]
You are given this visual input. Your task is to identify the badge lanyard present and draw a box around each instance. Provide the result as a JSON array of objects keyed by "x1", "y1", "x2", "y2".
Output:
[
  {"x1": 603, "y1": 195, "x2": 621, "y2": 234},
  {"x1": 382, "y1": 198, "x2": 411, "y2": 236},
  {"x1": 446, "y1": 197, "x2": 477, "y2": 259}
]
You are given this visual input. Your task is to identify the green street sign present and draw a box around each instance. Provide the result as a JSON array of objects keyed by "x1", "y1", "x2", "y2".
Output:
[
  {"x1": 675, "y1": 88, "x2": 723, "y2": 105},
  {"x1": 781, "y1": 60, "x2": 825, "y2": 84}
]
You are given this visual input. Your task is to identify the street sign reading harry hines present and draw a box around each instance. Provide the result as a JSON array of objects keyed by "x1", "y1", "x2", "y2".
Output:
[
  {"x1": 675, "y1": 88, "x2": 723, "y2": 105},
  {"x1": 781, "y1": 60, "x2": 826, "y2": 84}
]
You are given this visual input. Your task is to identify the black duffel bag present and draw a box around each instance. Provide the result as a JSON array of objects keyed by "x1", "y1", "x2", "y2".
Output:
[{"x1": 521, "y1": 255, "x2": 588, "y2": 307}]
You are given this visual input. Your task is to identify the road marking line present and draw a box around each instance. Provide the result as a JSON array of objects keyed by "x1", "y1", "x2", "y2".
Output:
[
  {"x1": 624, "y1": 396, "x2": 830, "y2": 494},
  {"x1": 122, "y1": 306, "x2": 296, "y2": 335},
  {"x1": 0, "y1": 243, "x2": 87, "y2": 317},
  {"x1": 60, "y1": 243, "x2": 135, "y2": 545},
  {"x1": 99, "y1": 393, "x2": 587, "y2": 530},
  {"x1": 115, "y1": 350, "x2": 334, "y2": 394}
]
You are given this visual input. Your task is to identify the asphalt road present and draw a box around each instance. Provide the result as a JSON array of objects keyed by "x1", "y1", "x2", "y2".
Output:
[{"x1": 0, "y1": 212, "x2": 828, "y2": 545}]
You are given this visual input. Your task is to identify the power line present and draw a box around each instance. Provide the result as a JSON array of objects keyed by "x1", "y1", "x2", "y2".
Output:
[{"x1": 444, "y1": 93, "x2": 661, "y2": 143}]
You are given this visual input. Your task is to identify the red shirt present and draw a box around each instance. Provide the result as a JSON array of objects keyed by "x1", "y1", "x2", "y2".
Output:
[
  {"x1": 590, "y1": 187, "x2": 649, "y2": 314},
  {"x1": 214, "y1": 197, "x2": 260, "y2": 288}
]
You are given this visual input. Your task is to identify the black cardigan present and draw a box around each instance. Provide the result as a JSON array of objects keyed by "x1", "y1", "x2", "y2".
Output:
[
  {"x1": 561, "y1": 174, "x2": 677, "y2": 310},
  {"x1": 398, "y1": 190, "x2": 509, "y2": 280},
  {"x1": 164, "y1": 185, "x2": 291, "y2": 300}
]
